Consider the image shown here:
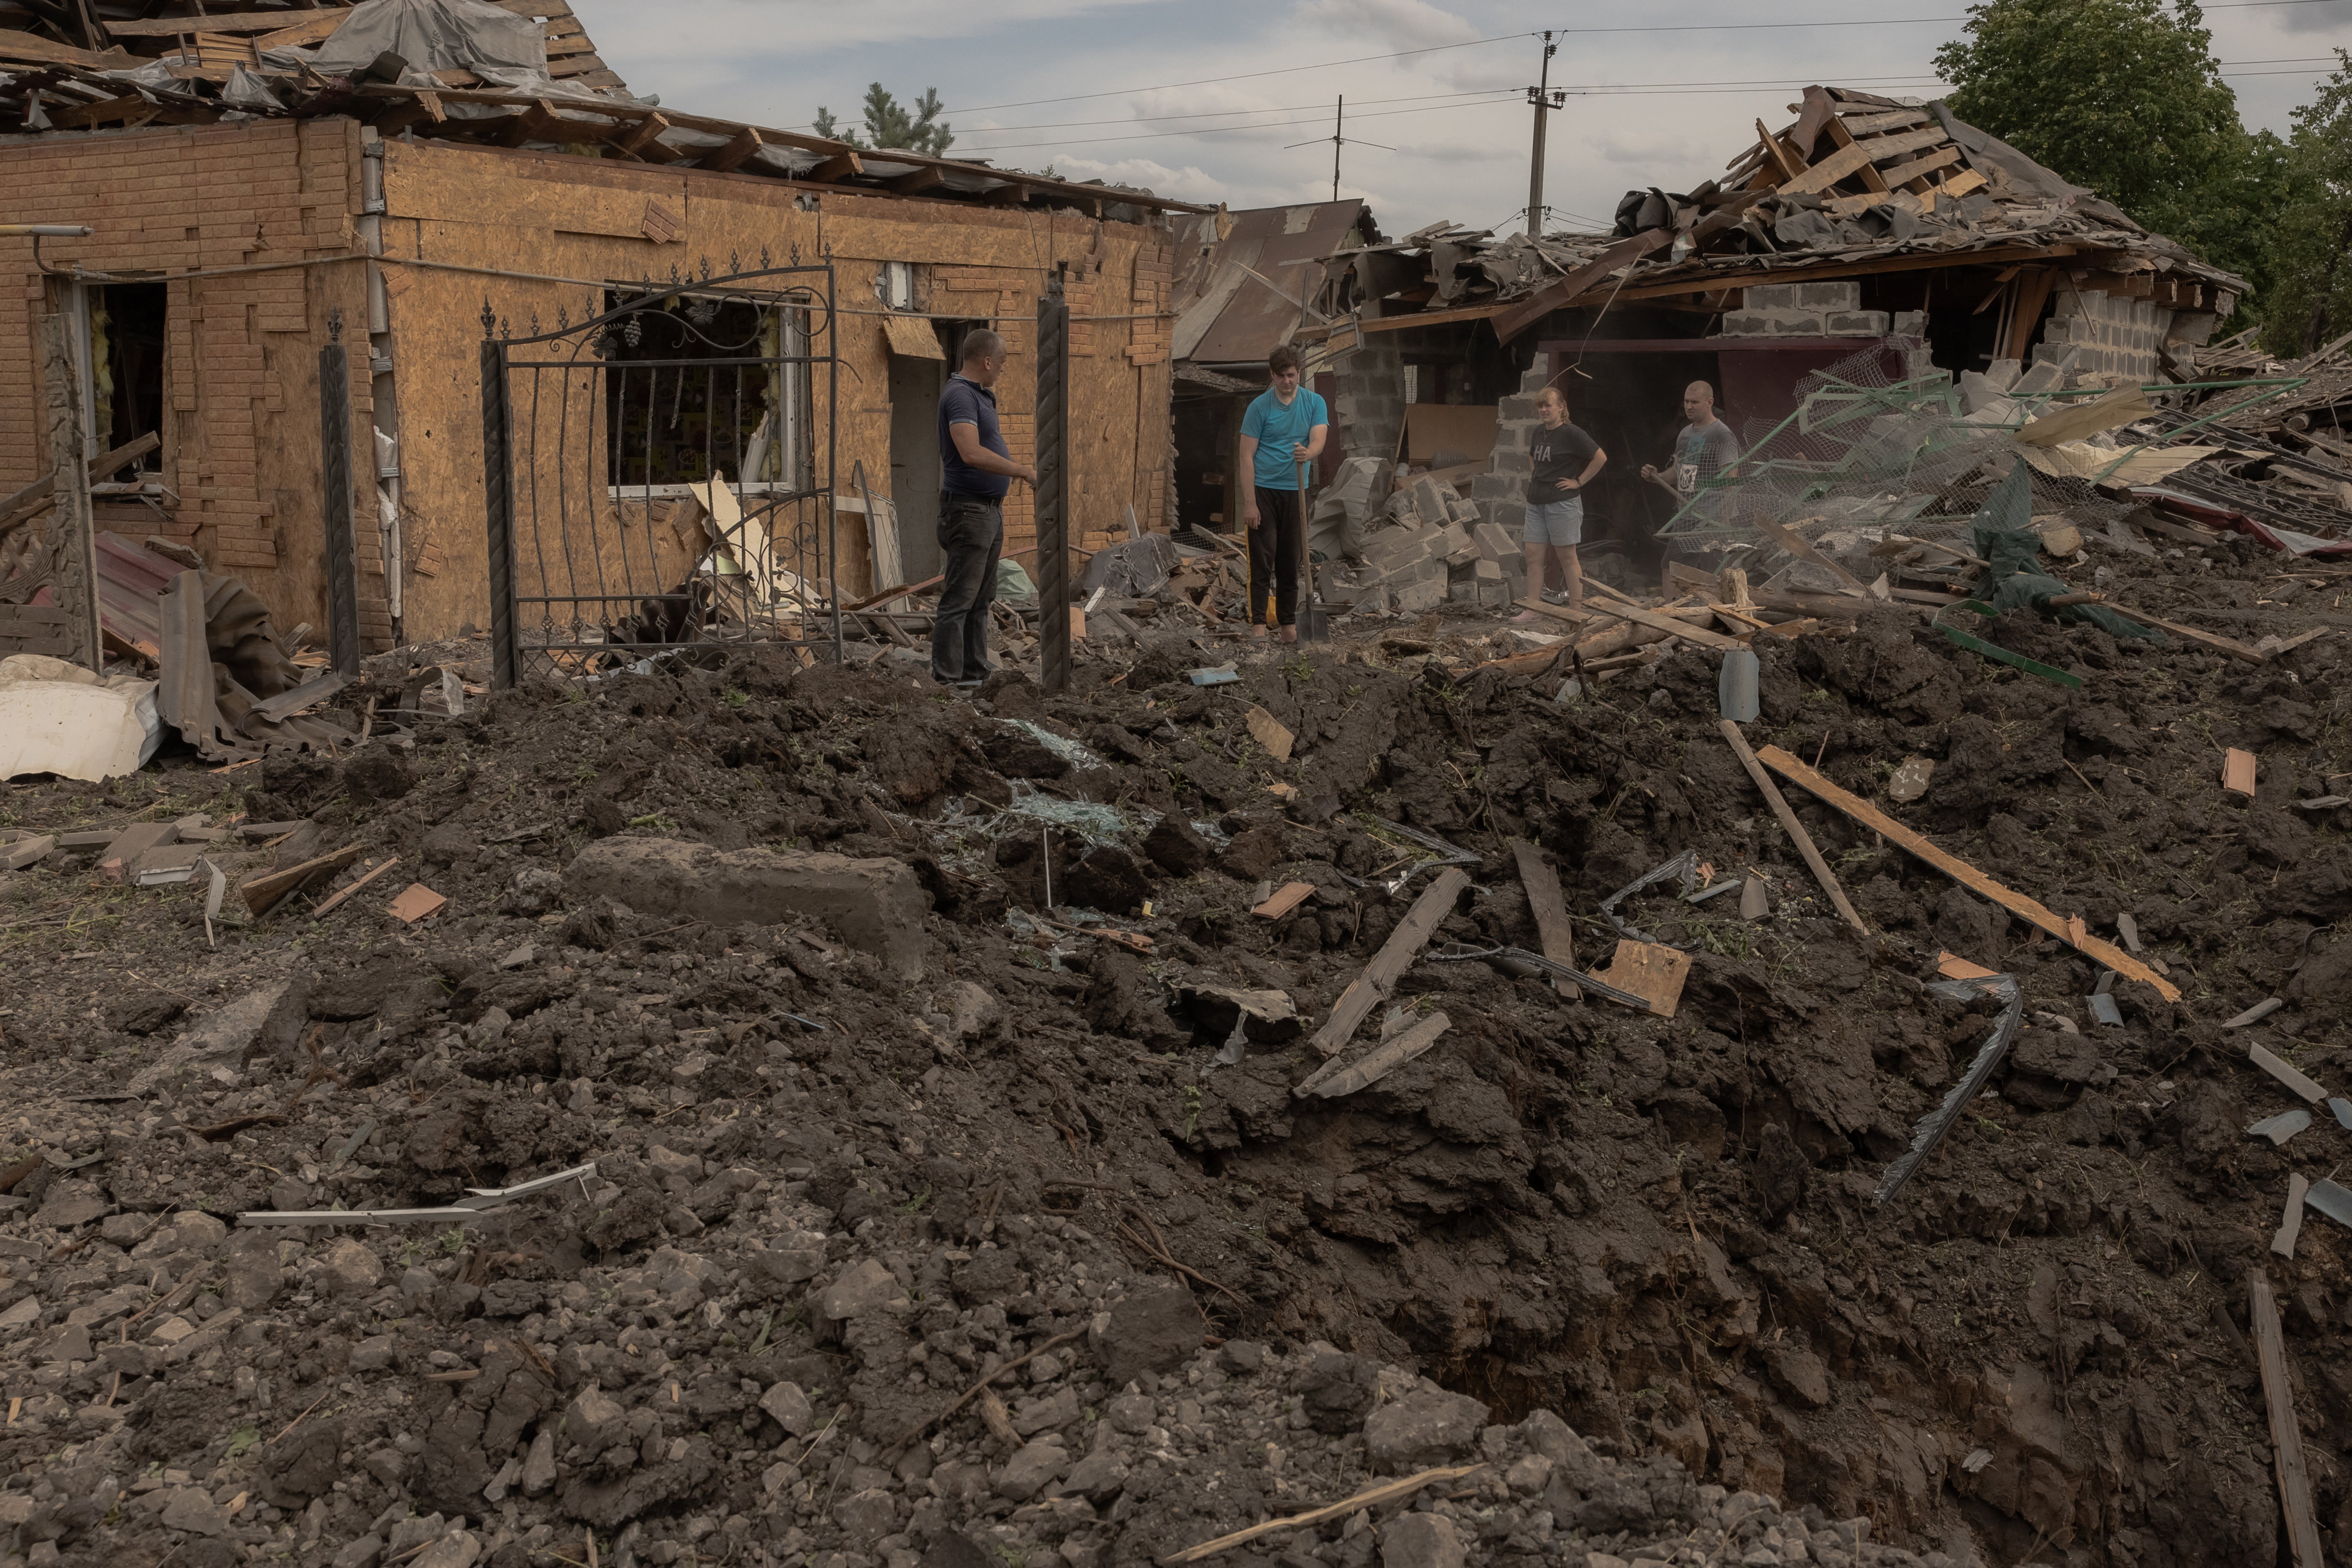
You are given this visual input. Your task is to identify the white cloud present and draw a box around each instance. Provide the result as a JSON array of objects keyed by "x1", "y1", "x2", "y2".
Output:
[
  {"x1": 1295, "y1": 0, "x2": 1479, "y2": 50},
  {"x1": 1048, "y1": 156, "x2": 1227, "y2": 202},
  {"x1": 1586, "y1": 129, "x2": 1704, "y2": 170}
]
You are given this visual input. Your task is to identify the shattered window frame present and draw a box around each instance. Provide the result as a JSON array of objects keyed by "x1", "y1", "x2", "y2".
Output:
[{"x1": 600, "y1": 284, "x2": 813, "y2": 501}]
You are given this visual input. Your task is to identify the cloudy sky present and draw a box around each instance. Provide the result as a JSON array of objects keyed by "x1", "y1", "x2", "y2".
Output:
[{"x1": 576, "y1": 0, "x2": 2351, "y2": 236}]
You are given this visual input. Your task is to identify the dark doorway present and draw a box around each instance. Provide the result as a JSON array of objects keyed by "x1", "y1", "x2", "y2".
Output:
[
  {"x1": 90, "y1": 281, "x2": 165, "y2": 477},
  {"x1": 888, "y1": 347, "x2": 947, "y2": 583}
]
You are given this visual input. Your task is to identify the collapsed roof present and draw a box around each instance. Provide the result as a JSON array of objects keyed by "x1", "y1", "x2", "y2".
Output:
[
  {"x1": 1303, "y1": 85, "x2": 2248, "y2": 346},
  {"x1": 0, "y1": 0, "x2": 1211, "y2": 218}
]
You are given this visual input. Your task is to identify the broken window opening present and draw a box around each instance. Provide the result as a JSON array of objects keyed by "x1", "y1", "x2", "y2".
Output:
[
  {"x1": 76, "y1": 281, "x2": 167, "y2": 480},
  {"x1": 601, "y1": 287, "x2": 812, "y2": 498}
]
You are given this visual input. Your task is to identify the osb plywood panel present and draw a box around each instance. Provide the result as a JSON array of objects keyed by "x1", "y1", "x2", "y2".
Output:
[{"x1": 376, "y1": 139, "x2": 1178, "y2": 641}]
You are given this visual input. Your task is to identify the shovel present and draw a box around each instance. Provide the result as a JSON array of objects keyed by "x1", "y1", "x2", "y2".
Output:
[{"x1": 1295, "y1": 456, "x2": 1326, "y2": 644}]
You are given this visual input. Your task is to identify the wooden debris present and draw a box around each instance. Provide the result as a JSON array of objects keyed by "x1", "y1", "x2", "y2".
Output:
[
  {"x1": 1299, "y1": 867, "x2": 1470, "y2": 1065},
  {"x1": 2224, "y1": 748, "x2": 2258, "y2": 797},
  {"x1": 309, "y1": 856, "x2": 402, "y2": 919},
  {"x1": 2248, "y1": 1268, "x2": 2326, "y2": 1568},
  {"x1": 2248, "y1": 1042, "x2": 2326, "y2": 1105},
  {"x1": 1738, "y1": 877, "x2": 1768, "y2": 921},
  {"x1": 1306, "y1": 1010, "x2": 1452, "y2": 1099},
  {"x1": 2275, "y1": 1174, "x2": 2310, "y2": 1258},
  {"x1": 1509, "y1": 838, "x2": 1579, "y2": 1000},
  {"x1": 1754, "y1": 743, "x2": 2181, "y2": 999},
  {"x1": 0, "y1": 833, "x2": 55, "y2": 871},
  {"x1": 1158, "y1": 1464, "x2": 1484, "y2": 1566},
  {"x1": 387, "y1": 883, "x2": 448, "y2": 924},
  {"x1": 1244, "y1": 706, "x2": 1295, "y2": 762},
  {"x1": 1936, "y1": 952, "x2": 1999, "y2": 981},
  {"x1": 1716, "y1": 723, "x2": 1868, "y2": 935},
  {"x1": 2104, "y1": 605, "x2": 2268, "y2": 663},
  {"x1": 97, "y1": 821, "x2": 177, "y2": 881},
  {"x1": 1250, "y1": 881, "x2": 1315, "y2": 920},
  {"x1": 1594, "y1": 940, "x2": 1691, "y2": 1018},
  {"x1": 239, "y1": 844, "x2": 364, "y2": 917}
]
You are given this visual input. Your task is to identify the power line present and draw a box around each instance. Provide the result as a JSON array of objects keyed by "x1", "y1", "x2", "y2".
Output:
[
  {"x1": 938, "y1": 0, "x2": 2349, "y2": 117},
  {"x1": 949, "y1": 58, "x2": 2340, "y2": 156},
  {"x1": 966, "y1": 87, "x2": 1518, "y2": 135}
]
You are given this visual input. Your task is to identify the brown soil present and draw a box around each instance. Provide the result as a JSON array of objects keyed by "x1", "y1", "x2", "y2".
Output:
[{"x1": 3, "y1": 530, "x2": 2351, "y2": 1568}]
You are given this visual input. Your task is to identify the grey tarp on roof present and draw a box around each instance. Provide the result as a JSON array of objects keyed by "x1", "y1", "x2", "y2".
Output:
[{"x1": 261, "y1": 0, "x2": 585, "y2": 96}]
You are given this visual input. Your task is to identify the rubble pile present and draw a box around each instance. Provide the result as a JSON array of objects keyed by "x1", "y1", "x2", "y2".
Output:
[{"x1": 6, "y1": 523, "x2": 2352, "y2": 1568}]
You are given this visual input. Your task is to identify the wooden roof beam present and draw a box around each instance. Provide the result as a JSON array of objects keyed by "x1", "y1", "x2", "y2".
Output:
[
  {"x1": 808, "y1": 150, "x2": 862, "y2": 182},
  {"x1": 697, "y1": 125, "x2": 764, "y2": 173},
  {"x1": 887, "y1": 165, "x2": 945, "y2": 196},
  {"x1": 985, "y1": 181, "x2": 1031, "y2": 207}
]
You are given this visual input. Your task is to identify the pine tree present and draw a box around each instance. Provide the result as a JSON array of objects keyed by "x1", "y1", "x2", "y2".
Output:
[{"x1": 811, "y1": 85, "x2": 953, "y2": 156}]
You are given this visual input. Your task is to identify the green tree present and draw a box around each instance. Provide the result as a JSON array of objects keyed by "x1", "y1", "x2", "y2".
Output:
[
  {"x1": 1934, "y1": 0, "x2": 2284, "y2": 317},
  {"x1": 813, "y1": 84, "x2": 953, "y2": 156},
  {"x1": 2263, "y1": 50, "x2": 2352, "y2": 356}
]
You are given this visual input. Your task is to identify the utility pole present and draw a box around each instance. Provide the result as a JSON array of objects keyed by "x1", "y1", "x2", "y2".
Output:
[
  {"x1": 1525, "y1": 31, "x2": 1566, "y2": 237},
  {"x1": 1332, "y1": 96, "x2": 1343, "y2": 202},
  {"x1": 1287, "y1": 100, "x2": 1391, "y2": 202}
]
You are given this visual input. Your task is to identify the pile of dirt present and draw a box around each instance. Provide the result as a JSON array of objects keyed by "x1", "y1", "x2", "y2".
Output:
[{"x1": 4, "y1": 528, "x2": 2352, "y2": 1568}]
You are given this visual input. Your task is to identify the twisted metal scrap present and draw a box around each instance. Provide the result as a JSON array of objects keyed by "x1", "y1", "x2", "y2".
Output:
[{"x1": 1875, "y1": 975, "x2": 2024, "y2": 1203}]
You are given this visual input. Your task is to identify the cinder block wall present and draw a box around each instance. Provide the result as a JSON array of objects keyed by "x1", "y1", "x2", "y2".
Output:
[
  {"x1": 0, "y1": 119, "x2": 391, "y2": 648},
  {"x1": 2034, "y1": 288, "x2": 2172, "y2": 383},
  {"x1": 1330, "y1": 338, "x2": 1404, "y2": 462}
]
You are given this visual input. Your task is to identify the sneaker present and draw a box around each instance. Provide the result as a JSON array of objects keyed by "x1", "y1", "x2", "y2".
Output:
[{"x1": 1541, "y1": 590, "x2": 1572, "y2": 605}]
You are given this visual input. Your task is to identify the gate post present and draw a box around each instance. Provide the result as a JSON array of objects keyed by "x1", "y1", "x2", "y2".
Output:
[
  {"x1": 1035, "y1": 266, "x2": 1070, "y2": 693},
  {"x1": 479, "y1": 304, "x2": 519, "y2": 689},
  {"x1": 318, "y1": 310, "x2": 362, "y2": 677}
]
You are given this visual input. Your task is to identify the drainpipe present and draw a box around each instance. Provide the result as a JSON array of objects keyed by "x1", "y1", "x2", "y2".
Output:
[{"x1": 360, "y1": 128, "x2": 404, "y2": 639}]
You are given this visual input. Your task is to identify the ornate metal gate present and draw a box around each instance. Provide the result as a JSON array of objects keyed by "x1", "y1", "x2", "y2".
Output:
[{"x1": 479, "y1": 257, "x2": 842, "y2": 686}]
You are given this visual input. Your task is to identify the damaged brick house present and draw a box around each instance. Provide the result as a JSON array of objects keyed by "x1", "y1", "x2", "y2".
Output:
[
  {"x1": 1278, "y1": 85, "x2": 2249, "y2": 578},
  {"x1": 0, "y1": 0, "x2": 1209, "y2": 651}
]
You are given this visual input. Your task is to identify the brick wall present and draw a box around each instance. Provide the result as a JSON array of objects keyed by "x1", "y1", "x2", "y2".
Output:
[{"x1": 0, "y1": 119, "x2": 391, "y2": 649}]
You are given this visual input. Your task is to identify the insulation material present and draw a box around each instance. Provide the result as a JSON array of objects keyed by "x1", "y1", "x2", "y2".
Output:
[{"x1": 0, "y1": 654, "x2": 160, "y2": 782}]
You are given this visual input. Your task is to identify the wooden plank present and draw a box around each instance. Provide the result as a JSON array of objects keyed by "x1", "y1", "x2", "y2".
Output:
[
  {"x1": 1606, "y1": 242, "x2": 2080, "y2": 304},
  {"x1": 1488, "y1": 228, "x2": 1676, "y2": 344},
  {"x1": 1940, "y1": 169, "x2": 1989, "y2": 199},
  {"x1": 1510, "y1": 839, "x2": 1578, "y2": 1000},
  {"x1": 1754, "y1": 743, "x2": 2183, "y2": 999},
  {"x1": 1776, "y1": 126, "x2": 1951, "y2": 197},
  {"x1": 1753, "y1": 119, "x2": 1805, "y2": 183},
  {"x1": 1244, "y1": 706, "x2": 1294, "y2": 762},
  {"x1": 2249, "y1": 1268, "x2": 2326, "y2": 1568},
  {"x1": 0, "y1": 26, "x2": 130, "y2": 67},
  {"x1": 1818, "y1": 111, "x2": 1892, "y2": 194},
  {"x1": 698, "y1": 125, "x2": 763, "y2": 173},
  {"x1": 2275, "y1": 1174, "x2": 2310, "y2": 1258},
  {"x1": 239, "y1": 844, "x2": 364, "y2": 918},
  {"x1": 388, "y1": 883, "x2": 448, "y2": 923},
  {"x1": 1251, "y1": 881, "x2": 1315, "y2": 920},
  {"x1": 107, "y1": 10, "x2": 350, "y2": 35},
  {"x1": 309, "y1": 855, "x2": 401, "y2": 919},
  {"x1": 1515, "y1": 594, "x2": 1745, "y2": 651},
  {"x1": 1876, "y1": 145, "x2": 1963, "y2": 192},
  {"x1": 809, "y1": 152, "x2": 863, "y2": 182},
  {"x1": 1718, "y1": 723, "x2": 1869, "y2": 935},
  {"x1": 2102, "y1": 605, "x2": 2267, "y2": 664},
  {"x1": 1298, "y1": 867, "x2": 1471, "y2": 1070},
  {"x1": 1307, "y1": 1011, "x2": 1452, "y2": 1099},
  {"x1": 2225, "y1": 748, "x2": 2258, "y2": 797}
]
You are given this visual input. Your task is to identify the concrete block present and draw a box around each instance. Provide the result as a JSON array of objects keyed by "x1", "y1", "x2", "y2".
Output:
[
  {"x1": 1497, "y1": 394, "x2": 1539, "y2": 421},
  {"x1": 1393, "y1": 572, "x2": 1448, "y2": 616},
  {"x1": 1797, "y1": 280, "x2": 1860, "y2": 310},
  {"x1": 1448, "y1": 578, "x2": 1482, "y2": 604},
  {"x1": 1469, "y1": 474, "x2": 1519, "y2": 501},
  {"x1": 1823, "y1": 310, "x2": 1890, "y2": 336},
  {"x1": 566, "y1": 839, "x2": 928, "y2": 978},
  {"x1": 1437, "y1": 523, "x2": 1479, "y2": 567},
  {"x1": 1716, "y1": 312, "x2": 1778, "y2": 336},
  {"x1": 1742, "y1": 284, "x2": 1802, "y2": 310},
  {"x1": 1490, "y1": 449, "x2": 1532, "y2": 476},
  {"x1": 1493, "y1": 423, "x2": 1531, "y2": 452},
  {"x1": 1890, "y1": 310, "x2": 1926, "y2": 337},
  {"x1": 1446, "y1": 496, "x2": 1480, "y2": 526},
  {"x1": 1479, "y1": 501, "x2": 1527, "y2": 539}
]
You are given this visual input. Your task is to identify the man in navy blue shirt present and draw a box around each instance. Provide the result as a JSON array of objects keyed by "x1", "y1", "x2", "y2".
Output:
[
  {"x1": 934, "y1": 328, "x2": 1035, "y2": 687},
  {"x1": 1238, "y1": 345, "x2": 1326, "y2": 642}
]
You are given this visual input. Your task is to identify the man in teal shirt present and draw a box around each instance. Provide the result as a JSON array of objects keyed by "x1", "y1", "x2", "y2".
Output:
[{"x1": 1238, "y1": 345, "x2": 1328, "y2": 642}]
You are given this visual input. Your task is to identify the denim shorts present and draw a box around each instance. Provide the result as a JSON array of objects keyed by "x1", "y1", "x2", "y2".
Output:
[{"x1": 1525, "y1": 497, "x2": 1583, "y2": 548}]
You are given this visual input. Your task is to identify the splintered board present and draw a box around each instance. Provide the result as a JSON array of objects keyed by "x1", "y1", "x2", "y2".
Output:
[{"x1": 1595, "y1": 939, "x2": 1691, "y2": 1018}]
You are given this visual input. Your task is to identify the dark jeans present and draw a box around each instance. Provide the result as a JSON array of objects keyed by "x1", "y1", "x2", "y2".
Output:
[
  {"x1": 1248, "y1": 485, "x2": 1303, "y2": 627},
  {"x1": 931, "y1": 493, "x2": 1003, "y2": 683}
]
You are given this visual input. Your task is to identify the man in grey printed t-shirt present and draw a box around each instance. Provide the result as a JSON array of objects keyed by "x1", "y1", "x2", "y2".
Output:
[{"x1": 1640, "y1": 381, "x2": 1740, "y2": 576}]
